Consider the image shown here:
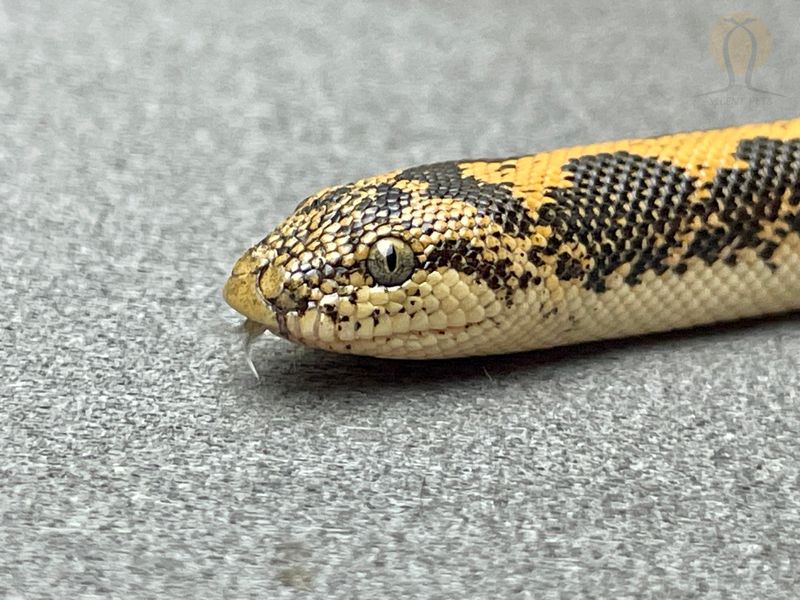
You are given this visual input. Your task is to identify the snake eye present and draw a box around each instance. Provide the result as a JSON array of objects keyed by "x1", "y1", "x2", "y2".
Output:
[{"x1": 366, "y1": 237, "x2": 416, "y2": 286}]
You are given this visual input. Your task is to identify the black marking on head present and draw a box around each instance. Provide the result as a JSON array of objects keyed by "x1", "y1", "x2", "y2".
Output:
[
  {"x1": 424, "y1": 238, "x2": 513, "y2": 290},
  {"x1": 537, "y1": 138, "x2": 800, "y2": 292},
  {"x1": 354, "y1": 182, "x2": 414, "y2": 221},
  {"x1": 294, "y1": 184, "x2": 354, "y2": 217},
  {"x1": 278, "y1": 160, "x2": 541, "y2": 297},
  {"x1": 396, "y1": 162, "x2": 536, "y2": 237}
]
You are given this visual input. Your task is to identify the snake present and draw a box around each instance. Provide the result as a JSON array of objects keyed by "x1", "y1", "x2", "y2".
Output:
[{"x1": 223, "y1": 116, "x2": 800, "y2": 360}]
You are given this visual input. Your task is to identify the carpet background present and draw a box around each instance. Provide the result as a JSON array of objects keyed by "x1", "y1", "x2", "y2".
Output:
[{"x1": 2, "y1": 1, "x2": 800, "y2": 597}]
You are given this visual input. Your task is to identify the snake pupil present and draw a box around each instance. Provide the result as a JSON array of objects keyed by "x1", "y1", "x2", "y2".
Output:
[{"x1": 385, "y1": 244, "x2": 397, "y2": 272}]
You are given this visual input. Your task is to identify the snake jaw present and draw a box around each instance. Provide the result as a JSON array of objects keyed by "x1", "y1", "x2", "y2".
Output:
[{"x1": 268, "y1": 266, "x2": 527, "y2": 358}]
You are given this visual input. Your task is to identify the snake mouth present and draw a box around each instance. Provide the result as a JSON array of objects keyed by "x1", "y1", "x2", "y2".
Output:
[{"x1": 282, "y1": 307, "x2": 481, "y2": 353}]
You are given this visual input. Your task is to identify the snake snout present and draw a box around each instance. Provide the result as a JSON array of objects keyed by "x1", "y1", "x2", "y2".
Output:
[{"x1": 223, "y1": 254, "x2": 284, "y2": 331}]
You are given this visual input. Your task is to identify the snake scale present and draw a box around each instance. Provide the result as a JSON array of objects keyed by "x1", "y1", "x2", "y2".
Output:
[{"x1": 224, "y1": 117, "x2": 800, "y2": 359}]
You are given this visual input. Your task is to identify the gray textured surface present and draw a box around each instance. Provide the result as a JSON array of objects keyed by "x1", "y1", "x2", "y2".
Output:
[{"x1": 2, "y1": 1, "x2": 800, "y2": 597}]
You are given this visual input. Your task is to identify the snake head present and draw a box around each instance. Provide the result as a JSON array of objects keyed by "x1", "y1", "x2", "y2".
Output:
[{"x1": 223, "y1": 162, "x2": 545, "y2": 358}]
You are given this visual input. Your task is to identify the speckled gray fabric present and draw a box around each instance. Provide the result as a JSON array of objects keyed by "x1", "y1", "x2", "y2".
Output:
[{"x1": 2, "y1": 1, "x2": 800, "y2": 598}]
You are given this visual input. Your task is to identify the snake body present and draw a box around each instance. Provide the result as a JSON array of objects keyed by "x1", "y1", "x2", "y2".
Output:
[{"x1": 224, "y1": 117, "x2": 800, "y2": 359}]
